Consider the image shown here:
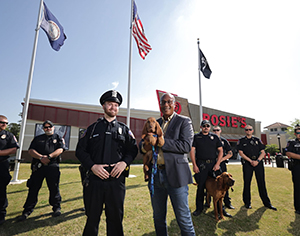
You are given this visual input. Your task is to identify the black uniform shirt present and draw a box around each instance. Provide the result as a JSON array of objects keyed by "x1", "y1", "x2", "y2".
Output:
[
  {"x1": 285, "y1": 139, "x2": 300, "y2": 155},
  {"x1": 192, "y1": 132, "x2": 222, "y2": 160},
  {"x1": 75, "y1": 117, "x2": 138, "y2": 170},
  {"x1": 0, "y1": 130, "x2": 19, "y2": 162},
  {"x1": 237, "y1": 136, "x2": 265, "y2": 158},
  {"x1": 220, "y1": 136, "x2": 231, "y2": 157},
  {"x1": 29, "y1": 133, "x2": 65, "y2": 165}
]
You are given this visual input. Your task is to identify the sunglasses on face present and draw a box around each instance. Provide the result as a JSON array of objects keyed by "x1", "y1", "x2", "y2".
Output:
[
  {"x1": 202, "y1": 125, "x2": 210, "y2": 128},
  {"x1": 213, "y1": 129, "x2": 220, "y2": 132},
  {"x1": 43, "y1": 126, "x2": 53, "y2": 129},
  {"x1": 245, "y1": 129, "x2": 253, "y2": 131},
  {"x1": 160, "y1": 100, "x2": 173, "y2": 105},
  {"x1": 296, "y1": 131, "x2": 300, "y2": 135},
  {"x1": 0, "y1": 121, "x2": 8, "y2": 125}
]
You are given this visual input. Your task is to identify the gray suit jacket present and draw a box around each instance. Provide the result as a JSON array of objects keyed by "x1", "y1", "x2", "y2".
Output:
[{"x1": 157, "y1": 113, "x2": 194, "y2": 188}]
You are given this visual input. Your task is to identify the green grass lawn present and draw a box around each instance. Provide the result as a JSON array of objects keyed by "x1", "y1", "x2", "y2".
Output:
[{"x1": 1, "y1": 163, "x2": 299, "y2": 236}]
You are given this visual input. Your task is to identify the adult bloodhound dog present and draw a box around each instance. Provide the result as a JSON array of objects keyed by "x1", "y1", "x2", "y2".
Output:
[
  {"x1": 205, "y1": 172, "x2": 235, "y2": 221},
  {"x1": 141, "y1": 117, "x2": 164, "y2": 181}
]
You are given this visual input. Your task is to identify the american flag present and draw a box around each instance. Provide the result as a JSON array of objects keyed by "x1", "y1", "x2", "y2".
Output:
[{"x1": 132, "y1": 1, "x2": 152, "y2": 59}]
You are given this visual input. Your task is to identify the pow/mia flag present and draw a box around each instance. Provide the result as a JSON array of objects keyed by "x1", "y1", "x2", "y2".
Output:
[{"x1": 199, "y1": 48, "x2": 212, "y2": 79}]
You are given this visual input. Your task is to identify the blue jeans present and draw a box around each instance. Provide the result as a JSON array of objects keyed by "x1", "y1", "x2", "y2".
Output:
[{"x1": 148, "y1": 169, "x2": 195, "y2": 236}]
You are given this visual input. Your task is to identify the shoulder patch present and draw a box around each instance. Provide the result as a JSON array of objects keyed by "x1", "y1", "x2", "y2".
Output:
[
  {"x1": 80, "y1": 129, "x2": 87, "y2": 139},
  {"x1": 128, "y1": 130, "x2": 135, "y2": 139}
]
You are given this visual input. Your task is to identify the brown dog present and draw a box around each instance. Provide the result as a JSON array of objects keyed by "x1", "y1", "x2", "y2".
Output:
[
  {"x1": 205, "y1": 172, "x2": 235, "y2": 221},
  {"x1": 141, "y1": 117, "x2": 164, "y2": 181}
]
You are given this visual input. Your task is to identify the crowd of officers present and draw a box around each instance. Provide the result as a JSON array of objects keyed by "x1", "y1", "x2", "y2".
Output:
[{"x1": 0, "y1": 91, "x2": 300, "y2": 235}]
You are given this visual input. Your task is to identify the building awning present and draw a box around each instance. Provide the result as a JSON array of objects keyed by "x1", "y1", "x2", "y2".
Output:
[{"x1": 222, "y1": 134, "x2": 244, "y2": 142}]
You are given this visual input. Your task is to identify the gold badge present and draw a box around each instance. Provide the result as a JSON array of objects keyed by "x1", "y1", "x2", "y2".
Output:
[
  {"x1": 1, "y1": 134, "x2": 6, "y2": 139},
  {"x1": 53, "y1": 139, "x2": 57, "y2": 144}
]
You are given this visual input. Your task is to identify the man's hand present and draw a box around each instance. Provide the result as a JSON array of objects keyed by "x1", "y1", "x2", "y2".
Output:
[
  {"x1": 110, "y1": 161, "x2": 127, "y2": 178},
  {"x1": 251, "y1": 160, "x2": 259, "y2": 167},
  {"x1": 40, "y1": 155, "x2": 50, "y2": 165},
  {"x1": 91, "y1": 164, "x2": 110, "y2": 179},
  {"x1": 193, "y1": 165, "x2": 200, "y2": 174},
  {"x1": 213, "y1": 164, "x2": 220, "y2": 171}
]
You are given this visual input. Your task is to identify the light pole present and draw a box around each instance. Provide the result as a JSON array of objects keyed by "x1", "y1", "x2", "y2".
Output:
[{"x1": 277, "y1": 133, "x2": 281, "y2": 153}]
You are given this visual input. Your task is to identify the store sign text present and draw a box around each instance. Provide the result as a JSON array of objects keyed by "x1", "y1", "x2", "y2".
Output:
[{"x1": 203, "y1": 113, "x2": 247, "y2": 128}]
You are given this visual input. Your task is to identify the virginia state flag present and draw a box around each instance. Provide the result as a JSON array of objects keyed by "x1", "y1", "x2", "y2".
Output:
[{"x1": 40, "y1": 2, "x2": 66, "y2": 51}]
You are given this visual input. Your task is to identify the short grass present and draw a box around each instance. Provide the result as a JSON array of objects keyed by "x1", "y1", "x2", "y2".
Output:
[{"x1": 1, "y1": 163, "x2": 299, "y2": 236}]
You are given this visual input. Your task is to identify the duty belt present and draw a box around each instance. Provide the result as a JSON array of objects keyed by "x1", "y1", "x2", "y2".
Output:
[
  {"x1": 198, "y1": 159, "x2": 215, "y2": 164},
  {"x1": 250, "y1": 156, "x2": 257, "y2": 160}
]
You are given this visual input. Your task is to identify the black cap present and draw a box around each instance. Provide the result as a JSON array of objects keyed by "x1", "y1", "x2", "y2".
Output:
[
  {"x1": 99, "y1": 90, "x2": 123, "y2": 106},
  {"x1": 201, "y1": 119, "x2": 211, "y2": 127},
  {"x1": 43, "y1": 120, "x2": 54, "y2": 127}
]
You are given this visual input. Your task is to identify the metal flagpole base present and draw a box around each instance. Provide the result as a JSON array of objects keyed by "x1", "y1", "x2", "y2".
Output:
[{"x1": 9, "y1": 179, "x2": 27, "y2": 185}]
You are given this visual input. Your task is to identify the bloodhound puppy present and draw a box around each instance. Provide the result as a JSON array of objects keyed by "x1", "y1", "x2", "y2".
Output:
[{"x1": 141, "y1": 117, "x2": 164, "y2": 181}]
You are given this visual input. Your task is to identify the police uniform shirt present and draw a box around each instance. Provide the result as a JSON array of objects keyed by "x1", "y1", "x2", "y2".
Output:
[
  {"x1": 285, "y1": 139, "x2": 300, "y2": 161},
  {"x1": 29, "y1": 133, "x2": 64, "y2": 165},
  {"x1": 76, "y1": 117, "x2": 138, "y2": 170},
  {"x1": 0, "y1": 130, "x2": 19, "y2": 162},
  {"x1": 220, "y1": 137, "x2": 231, "y2": 157},
  {"x1": 237, "y1": 136, "x2": 265, "y2": 158},
  {"x1": 192, "y1": 132, "x2": 222, "y2": 160}
]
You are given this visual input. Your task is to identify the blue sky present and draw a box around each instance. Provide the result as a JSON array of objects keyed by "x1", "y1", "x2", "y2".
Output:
[{"x1": 1, "y1": 0, "x2": 299, "y2": 130}]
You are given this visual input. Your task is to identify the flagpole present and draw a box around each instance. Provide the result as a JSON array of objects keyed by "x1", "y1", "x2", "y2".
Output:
[
  {"x1": 197, "y1": 38, "x2": 203, "y2": 126},
  {"x1": 126, "y1": 0, "x2": 134, "y2": 128},
  {"x1": 11, "y1": 0, "x2": 44, "y2": 182}
]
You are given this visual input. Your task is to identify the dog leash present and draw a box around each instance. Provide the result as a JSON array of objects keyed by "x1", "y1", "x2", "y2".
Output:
[{"x1": 150, "y1": 143, "x2": 158, "y2": 197}]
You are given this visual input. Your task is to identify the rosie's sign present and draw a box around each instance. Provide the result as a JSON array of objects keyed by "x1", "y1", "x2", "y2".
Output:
[{"x1": 203, "y1": 113, "x2": 247, "y2": 128}]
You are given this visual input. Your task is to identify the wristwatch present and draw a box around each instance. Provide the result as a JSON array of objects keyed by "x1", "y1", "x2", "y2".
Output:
[
  {"x1": 47, "y1": 154, "x2": 51, "y2": 160},
  {"x1": 257, "y1": 159, "x2": 261, "y2": 163}
]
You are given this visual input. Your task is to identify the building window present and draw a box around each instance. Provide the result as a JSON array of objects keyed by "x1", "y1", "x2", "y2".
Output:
[
  {"x1": 34, "y1": 124, "x2": 71, "y2": 150},
  {"x1": 274, "y1": 128, "x2": 277, "y2": 131},
  {"x1": 270, "y1": 129, "x2": 273, "y2": 132},
  {"x1": 281, "y1": 128, "x2": 287, "y2": 131}
]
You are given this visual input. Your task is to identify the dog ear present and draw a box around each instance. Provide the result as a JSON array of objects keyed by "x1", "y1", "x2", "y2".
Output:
[
  {"x1": 217, "y1": 175, "x2": 224, "y2": 188},
  {"x1": 155, "y1": 121, "x2": 163, "y2": 136},
  {"x1": 142, "y1": 120, "x2": 149, "y2": 136}
]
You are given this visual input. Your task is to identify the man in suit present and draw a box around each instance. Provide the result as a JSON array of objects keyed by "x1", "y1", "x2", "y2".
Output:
[{"x1": 140, "y1": 93, "x2": 195, "y2": 236}]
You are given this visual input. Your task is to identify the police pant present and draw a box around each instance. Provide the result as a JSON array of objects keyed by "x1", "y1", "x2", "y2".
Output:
[
  {"x1": 0, "y1": 161, "x2": 11, "y2": 220},
  {"x1": 23, "y1": 164, "x2": 61, "y2": 215},
  {"x1": 83, "y1": 174, "x2": 125, "y2": 236},
  {"x1": 292, "y1": 163, "x2": 300, "y2": 211},
  {"x1": 220, "y1": 161, "x2": 231, "y2": 206},
  {"x1": 194, "y1": 160, "x2": 215, "y2": 212},
  {"x1": 242, "y1": 160, "x2": 271, "y2": 206}
]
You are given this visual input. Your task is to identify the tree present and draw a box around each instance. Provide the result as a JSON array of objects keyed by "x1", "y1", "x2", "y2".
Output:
[
  {"x1": 265, "y1": 144, "x2": 280, "y2": 156},
  {"x1": 286, "y1": 118, "x2": 300, "y2": 139},
  {"x1": 6, "y1": 123, "x2": 20, "y2": 140}
]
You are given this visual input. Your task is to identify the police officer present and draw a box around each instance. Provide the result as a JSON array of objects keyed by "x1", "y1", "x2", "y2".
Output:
[
  {"x1": 76, "y1": 90, "x2": 138, "y2": 236},
  {"x1": 17, "y1": 120, "x2": 65, "y2": 221},
  {"x1": 190, "y1": 120, "x2": 225, "y2": 216},
  {"x1": 212, "y1": 126, "x2": 234, "y2": 209},
  {"x1": 285, "y1": 124, "x2": 300, "y2": 214},
  {"x1": 0, "y1": 115, "x2": 19, "y2": 225},
  {"x1": 237, "y1": 124, "x2": 277, "y2": 210}
]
